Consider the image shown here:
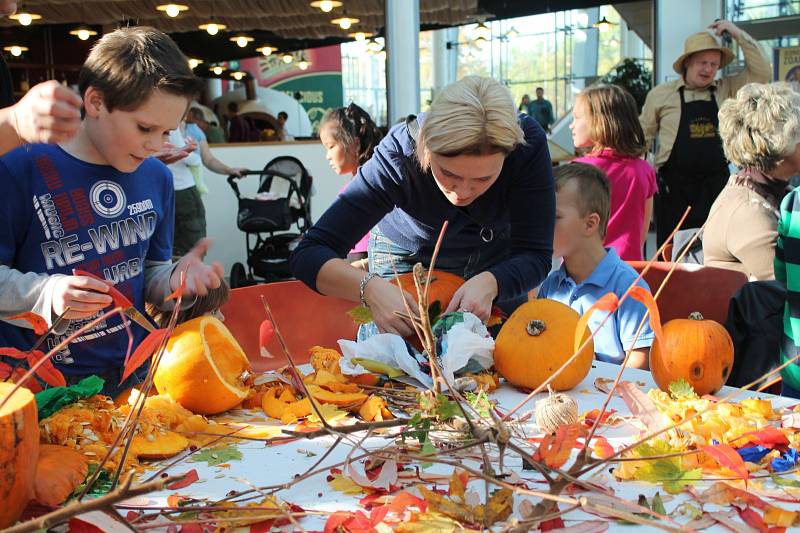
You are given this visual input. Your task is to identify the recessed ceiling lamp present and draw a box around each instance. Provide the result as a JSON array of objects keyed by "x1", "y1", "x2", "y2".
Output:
[
  {"x1": 331, "y1": 16, "x2": 359, "y2": 30},
  {"x1": 257, "y1": 45, "x2": 277, "y2": 56},
  {"x1": 230, "y1": 35, "x2": 254, "y2": 48},
  {"x1": 8, "y1": 10, "x2": 41, "y2": 26},
  {"x1": 4, "y1": 45, "x2": 29, "y2": 57},
  {"x1": 212, "y1": 65, "x2": 224, "y2": 75},
  {"x1": 188, "y1": 58, "x2": 203, "y2": 69},
  {"x1": 297, "y1": 54, "x2": 310, "y2": 70},
  {"x1": 156, "y1": 4, "x2": 188, "y2": 17},
  {"x1": 281, "y1": 52, "x2": 294, "y2": 64},
  {"x1": 348, "y1": 31, "x2": 373, "y2": 42},
  {"x1": 69, "y1": 25, "x2": 98, "y2": 40},
  {"x1": 199, "y1": 22, "x2": 227, "y2": 36},
  {"x1": 310, "y1": 0, "x2": 342, "y2": 13}
]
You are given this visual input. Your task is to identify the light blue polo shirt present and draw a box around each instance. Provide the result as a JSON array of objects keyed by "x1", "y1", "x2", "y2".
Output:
[{"x1": 538, "y1": 248, "x2": 655, "y2": 364}]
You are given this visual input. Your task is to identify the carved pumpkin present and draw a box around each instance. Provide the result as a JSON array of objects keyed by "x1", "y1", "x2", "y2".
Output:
[
  {"x1": 650, "y1": 312, "x2": 734, "y2": 396},
  {"x1": 34, "y1": 444, "x2": 89, "y2": 507},
  {"x1": 494, "y1": 299, "x2": 594, "y2": 391},
  {"x1": 0, "y1": 382, "x2": 39, "y2": 528},
  {"x1": 154, "y1": 316, "x2": 251, "y2": 415}
]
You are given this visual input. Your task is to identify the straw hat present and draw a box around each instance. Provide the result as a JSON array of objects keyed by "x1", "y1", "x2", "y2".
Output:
[{"x1": 672, "y1": 32, "x2": 735, "y2": 74}]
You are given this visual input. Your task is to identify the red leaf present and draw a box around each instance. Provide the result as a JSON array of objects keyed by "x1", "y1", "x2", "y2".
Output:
[
  {"x1": 324, "y1": 511, "x2": 375, "y2": 533},
  {"x1": 575, "y1": 293, "x2": 619, "y2": 354},
  {"x1": 540, "y1": 517, "x2": 566, "y2": 531},
  {"x1": 591, "y1": 435, "x2": 615, "y2": 459},
  {"x1": 737, "y1": 506, "x2": 770, "y2": 533},
  {"x1": 387, "y1": 491, "x2": 428, "y2": 514},
  {"x1": 581, "y1": 409, "x2": 617, "y2": 428},
  {"x1": 167, "y1": 469, "x2": 199, "y2": 490},
  {"x1": 120, "y1": 328, "x2": 169, "y2": 383},
  {"x1": 0, "y1": 347, "x2": 28, "y2": 359},
  {"x1": 533, "y1": 423, "x2": 583, "y2": 469},
  {"x1": 259, "y1": 320, "x2": 275, "y2": 358},
  {"x1": 26, "y1": 349, "x2": 66, "y2": 387},
  {"x1": 165, "y1": 271, "x2": 186, "y2": 302},
  {"x1": 73, "y1": 269, "x2": 132, "y2": 308},
  {"x1": 369, "y1": 505, "x2": 390, "y2": 525},
  {"x1": 703, "y1": 444, "x2": 750, "y2": 480},
  {"x1": 737, "y1": 427, "x2": 790, "y2": 449},
  {"x1": 628, "y1": 286, "x2": 665, "y2": 348},
  {"x1": 5, "y1": 312, "x2": 49, "y2": 336}
]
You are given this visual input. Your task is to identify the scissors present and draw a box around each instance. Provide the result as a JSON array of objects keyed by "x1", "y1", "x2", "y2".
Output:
[{"x1": 72, "y1": 269, "x2": 155, "y2": 332}]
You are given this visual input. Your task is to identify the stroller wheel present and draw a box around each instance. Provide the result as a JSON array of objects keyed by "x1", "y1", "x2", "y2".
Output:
[{"x1": 230, "y1": 262, "x2": 247, "y2": 289}]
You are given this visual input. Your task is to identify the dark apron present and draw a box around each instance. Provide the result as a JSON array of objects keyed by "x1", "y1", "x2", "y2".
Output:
[{"x1": 654, "y1": 86, "x2": 729, "y2": 246}]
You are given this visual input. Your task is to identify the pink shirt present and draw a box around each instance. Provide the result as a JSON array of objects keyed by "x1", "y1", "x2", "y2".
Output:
[
  {"x1": 574, "y1": 149, "x2": 658, "y2": 261},
  {"x1": 339, "y1": 181, "x2": 370, "y2": 254}
]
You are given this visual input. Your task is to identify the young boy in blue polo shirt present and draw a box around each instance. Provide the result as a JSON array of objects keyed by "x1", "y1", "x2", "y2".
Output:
[
  {"x1": 0, "y1": 27, "x2": 225, "y2": 396},
  {"x1": 538, "y1": 163, "x2": 655, "y2": 369}
]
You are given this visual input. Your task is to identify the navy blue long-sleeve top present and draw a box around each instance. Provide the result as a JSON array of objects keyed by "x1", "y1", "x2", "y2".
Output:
[{"x1": 290, "y1": 113, "x2": 555, "y2": 302}]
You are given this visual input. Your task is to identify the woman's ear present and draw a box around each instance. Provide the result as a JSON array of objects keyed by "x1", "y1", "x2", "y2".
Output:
[{"x1": 83, "y1": 86, "x2": 105, "y2": 118}]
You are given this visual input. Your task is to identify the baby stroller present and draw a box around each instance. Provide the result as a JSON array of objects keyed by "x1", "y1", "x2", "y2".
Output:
[{"x1": 227, "y1": 156, "x2": 312, "y2": 288}]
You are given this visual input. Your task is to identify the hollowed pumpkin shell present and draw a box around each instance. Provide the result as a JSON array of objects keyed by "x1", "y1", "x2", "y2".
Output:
[{"x1": 0, "y1": 383, "x2": 39, "y2": 528}]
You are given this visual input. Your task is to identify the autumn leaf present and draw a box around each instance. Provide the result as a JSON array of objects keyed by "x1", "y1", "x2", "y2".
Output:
[
  {"x1": 533, "y1": 423, "x2": 583, "y2": 470},
  {"x1": 618, "y1": 381, "x2": 669, "y2": 433},
  {"x1": 120, "y1": 328, "x2": 169, "y2": 383},
  {"x1": 259, "y1": 319, "x2": 275, "y2": 358},
  {"x1": 189, "y1": 444, "x2": 243, "y2": 467},
  {"x1": 448, "y1": 469, "x2": 469, "y2": 500},
  {"x1": 166, "y1": 469, "x2": 199, "y2": 490},
  {"x1": 575, "y1": 292, "x2": 619, "y2": 354},
  {"x1": 591, "y1": 435, "x2": 615, "y2": 459},
  {"x1": 395, "y1": 511, "x2": 469, "y2": 533},
  {"x1": 348, "y1": 305, "x2": 374, "y2": 325},
  {"x1": 736, "y1": 506, "x2": 773, "y2": 533},
  {"x1": 763, "y1": 505, "x2": 799, "y2": 527},
  {"x1": 388, "y1": 492, "x2": 428, "y2": 514},
  {"x1": 734, "y1": 427, "x2": 790, "y2": 449},
  {"x1": 668, "y1": 379, "x2": 697, "y2": 400},
  {"x1": 5, "y1": 311, "x2": 49, "y2": 335},
  {"x1": 417, "y1": 486, "x2": 513, "y2": 526},
  {"x1": 629, "y1": 440, "x2": 701, "y2": 493},
  {"x1": 698, "y1": 482, "x2": 769, "y2": 511},
  {"x1": 580, "y1": 408, "x2": 619, "y2": 428},
  {"x1": 703, "y1": 444, "x2": 750, "y2": 480},
  {"x1": 328, "y1": 472, "x2": 367, "y2": 495},
  {"x1": 25, "y1": 349, "x2": 66, "y2": 387}
]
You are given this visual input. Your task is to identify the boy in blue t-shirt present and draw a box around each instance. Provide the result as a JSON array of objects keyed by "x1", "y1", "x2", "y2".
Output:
[
  {"x1": 0, "y1": 27, "x2": 225, "y2": 396},
  {"x1": 538, "y1": 163, "x2": 655, "y2": 369}
]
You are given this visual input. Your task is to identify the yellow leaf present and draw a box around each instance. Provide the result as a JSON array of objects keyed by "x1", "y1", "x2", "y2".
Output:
[
  {"x1": 764, "y1": 506, "x2": 799, "y2": 527},
  {"x1": 448, "y1": 469, "x2": 469, "y2": 501},
  {"x1": 329, "y1": 473, "x2": 366, "y2": 495},
  {"x1": 308, "y1": 401, "x2": 349, "y2": 424},
  {"x1": 395, "y1": 511, "x2": 476, "y2": 533}
]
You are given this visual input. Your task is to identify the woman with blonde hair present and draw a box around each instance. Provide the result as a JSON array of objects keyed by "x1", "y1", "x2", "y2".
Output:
[
  {"x1": 703, "y1": 82, "x2": 800, "y2": 280},
  {"x1": 292, "y1": 76, "x2": 554, "y2": 335}
]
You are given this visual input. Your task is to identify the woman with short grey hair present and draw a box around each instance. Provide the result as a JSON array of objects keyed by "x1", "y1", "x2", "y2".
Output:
[{"x1": 703, "y1": 82, "x2": 800, "y2": 280}]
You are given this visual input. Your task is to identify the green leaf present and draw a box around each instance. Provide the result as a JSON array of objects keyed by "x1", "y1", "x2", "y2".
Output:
[
  {"x1": 671, "y1": 502, "x2": 704, "y2": 520},
  {"x1": 465, "y1": 390, "x2": 491, "y2": 418},
  {"x1": 434, "y1": 394, "x2": 461, "y2": 421},
  {"x1": 189, "y1": 444, "x2": 243, "y2": 467},
  {"x1": 651, "y1": 492, "x2": 667, "y2": 515},
  {"x1": 771, "y1": 474, "x2": 800, "y2": 488},
  {"x1": 71, "y1": 463, "x2": 113, "y2": 499},
  {"x1": 633, "y1": 440, "x2": 701, "y2": 494},
  {"x1": 347, "y1": 305, "x2": 374, "y2": 325},
  {"x1": 668, "y1": 379, "x2": 698, "y2": 400}
]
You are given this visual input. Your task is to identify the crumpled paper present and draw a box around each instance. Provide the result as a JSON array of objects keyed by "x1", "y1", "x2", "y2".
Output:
[
  {"x1": 340, "y1": 311, "x2": 494, "y2": 389},
  {"x1": 35, "y1": 375, "x2": 105, "y2": 419}
]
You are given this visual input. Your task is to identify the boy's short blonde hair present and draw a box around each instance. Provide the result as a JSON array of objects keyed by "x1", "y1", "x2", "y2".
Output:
[
  {"x1": 554, "y1": 163, "x2": 611, "y2": 239},
  {"x1": 79, "y1": 26, "x2": 203, "y2": 113},
  {"x1": 719, "y1": 82, "x2": 800, "y2": 173},
  {"x1": 417, "y1": 76, "x2": 524, "y2": 169}
]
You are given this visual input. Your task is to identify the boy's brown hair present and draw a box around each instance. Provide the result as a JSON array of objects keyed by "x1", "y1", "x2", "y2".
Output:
[
  {"x1": 578, "y1": 84, "x2": 646, "y2": 157},
  {"x1": 554, "y1": 162, "x2": 611, "y2": 238},
  {"x1": 146, "y1": 281, "x2": 231, "y2": 328},
  {"x1": 79, "y1": 26, "x2": 203, "y2": 113}
]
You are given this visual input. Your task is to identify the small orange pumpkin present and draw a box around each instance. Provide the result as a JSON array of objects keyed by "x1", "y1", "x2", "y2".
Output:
[
  {"x1": 0, "y1": 383, "x2": 39, "y2": 528},
  {"x1": 392, "y1": 270, "x2": 464, "y2": 315},
  {"x1": 494, "y1": 299, "x2": 594, "y2": 391},
  {"x1": 650, "y1": 311, "x2": 733, "y2": 396}
]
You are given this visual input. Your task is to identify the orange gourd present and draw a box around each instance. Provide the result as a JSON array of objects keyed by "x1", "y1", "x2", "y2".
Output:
[
  {"x1": 650, "y1": 312, "x2": 733, "y2": 396},
  {"x1": 494, "y1": 299, "x2": 594, "y2": 391},
  {"x1": 154, "y1": 316, "x2": 251, "y2": 415},
  {"x1": 0, "y1": 383, "x2": 39, "y2": 528},
  {"x1": 391, "y1": 270, "x2": 464, "y2": 313},
  {"x1": 33, "y1": 444, "x2": 89, "y2": 507}
]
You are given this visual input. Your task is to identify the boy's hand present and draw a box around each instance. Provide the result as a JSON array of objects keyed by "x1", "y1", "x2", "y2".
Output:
[
  {"x1": 10, "y1": 81, "x2": 82, "y2": 145},
  {"x1": 172, "y1": 238, "x2": 224, "y2": 297},
  {"x1": 445, "y1": 271, "x2": 498, "y2": 322},
  {"x1": 52, "y1": 275, "x2": 113, "y2": 320},
  {"x1": 153, "y1": 140, "x2": 197, "y2": 165}
]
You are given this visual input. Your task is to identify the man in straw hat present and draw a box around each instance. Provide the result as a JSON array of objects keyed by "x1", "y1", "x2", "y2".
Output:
[{"x1": 640, "y1": 19, "x2": 770, "y2": 246}]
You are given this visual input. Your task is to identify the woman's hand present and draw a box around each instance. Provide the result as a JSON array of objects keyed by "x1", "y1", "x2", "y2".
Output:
[
  {"x1": 709, "y1": 19, "x2": 742, "y2": 40},
  {"x1": 445, "y1": 271, "x2": 499, "y2": 322},
  {"x1": 10, "y1": 81, "x2": 82, "y2": 145},
  {"x1": 363, "y1": 277, "x2": 419, "y2": 337},
  {"x1": 51, "y1": 275, "x2": 113, "y2": 320}
]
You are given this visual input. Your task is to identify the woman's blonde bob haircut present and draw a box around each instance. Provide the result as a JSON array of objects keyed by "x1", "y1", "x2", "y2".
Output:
[
  {"x1": 417, "y1": 76, "x2": 524, "y2": 169},
  {"x1": 718, "y1": 82, "x2": 800, "y2": 173}
]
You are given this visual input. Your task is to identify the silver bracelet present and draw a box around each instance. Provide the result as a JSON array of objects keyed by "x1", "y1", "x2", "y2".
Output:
[{"x1": 359, "y1": 272, "x2": 379, "y2": 308}]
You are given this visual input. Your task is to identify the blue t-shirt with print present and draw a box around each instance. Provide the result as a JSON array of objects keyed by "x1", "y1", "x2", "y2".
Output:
[
  {"x1": 0, "y1": 144, "x2": 174, "y2": 376},
  {"x1": 538, "y1": 248, "x2": 655, "y2": 364}
]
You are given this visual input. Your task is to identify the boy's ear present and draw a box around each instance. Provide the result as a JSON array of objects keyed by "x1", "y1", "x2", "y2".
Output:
[
  {"x1": 83, "y1": 86, "x2": 105, "y2": 118},
  {"x1": 584, "y1": 212, "x2": 601, "y2": 236}
]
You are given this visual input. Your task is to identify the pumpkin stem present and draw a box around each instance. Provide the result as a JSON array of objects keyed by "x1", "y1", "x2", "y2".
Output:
[
  {"x1": 688, "y1": 311, "x2": 704, "y2": 321},
  {"x1": 526, "y1": 319, "x2": 546, "y2": 336}
]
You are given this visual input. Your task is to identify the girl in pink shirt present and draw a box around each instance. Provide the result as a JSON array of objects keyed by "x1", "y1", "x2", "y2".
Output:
[
  {"x1": 570, "y1": 85, "x2": 657, "y2": 261},
  {"x1": 319, "y1": 103, "x2": 383, "y2": 268}
]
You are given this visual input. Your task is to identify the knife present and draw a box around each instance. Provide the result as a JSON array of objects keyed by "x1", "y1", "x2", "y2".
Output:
[{"x1": 72, "y1": 269, "x2": 155, "y2": 332}]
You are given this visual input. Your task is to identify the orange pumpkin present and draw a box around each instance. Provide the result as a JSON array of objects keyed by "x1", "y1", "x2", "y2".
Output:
[
  {"x1": 494, "y1": 299, "x2": 594, "y2": 391},
  {"x1": 34, "y1": 444, "x2": 89, "y2": 507},
  {"x1": 0, "y1": 382, "x2": 39, "y2": 528},
  {"x1": 154, "y1": 316, "x2": 251, "y2": 415},
  {"x1": 650, "y1": 311, "x2": 734, "y2": 396},
  {"x1": 392, "y1": 270, "x2": 464, "y2": 314}
]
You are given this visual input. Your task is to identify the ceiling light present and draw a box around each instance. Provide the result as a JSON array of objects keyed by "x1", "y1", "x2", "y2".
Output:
[
  {"x1": 282, "y1": 53, "x2": 294, "y2": 64},
  {"x1": 188, "y1": 58, "x2": 203, "y2": 69},
  {"x1": 331, "y1": 16, "x2": 359, "y2": 30},
  {"x1": 199, "y1": 22, "x2": 227, "y2": 36},
  {"x1": 212, "y1": 65, "x2": 224, "y2": 75},
  {"x1": 231, "y1": 71, "x2": 245, "y2": 81},
  {"x1": 504, "y1": 26, "x2": 519, "y2": 39},
  {"x1": 156, "y1": 4, "x2": 188, "y2": 17},
  {"x1": 366, "y1": 38, "x2": 382, "y2": 53},
  {"x1": 257, "y1": 45, "x2": 277, "y2": 56},
  {"x1": 349, "y1": 31, "x2": 373, "y2": 42},
  {"x1": 473, "y1": 21, "x2": 491, "y2": 41},
  {"x1": 69, "y1": 26, "x2": 98, "y2": 40},
  {"x1": 310, "y1": 0, "x2": 342, "y2": 12},
  {"x1": 297, "y1": 54, "x2": 310, "y2": 70},
  {"x1": 230, "y1": 35, "x2": 254, "y2": 48},
  {"x1": 9, "y1": 11, "x2": 41, "y2": 26},
  {"x1": 592, "y1": 16, "x2": 616, "y2": 32},
  {"x1": 4, "y1": 45, "x2": 28, "y2": 57}
]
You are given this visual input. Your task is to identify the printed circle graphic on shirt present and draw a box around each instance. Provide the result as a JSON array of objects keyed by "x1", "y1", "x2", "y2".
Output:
[{"x1": 89, "y1": 180, "x2": 127, "y2": 218}]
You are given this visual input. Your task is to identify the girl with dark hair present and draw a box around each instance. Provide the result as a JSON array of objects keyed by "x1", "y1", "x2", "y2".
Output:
[{"x1": 319, "y1": 103, "x2": 383, "y2": 266}]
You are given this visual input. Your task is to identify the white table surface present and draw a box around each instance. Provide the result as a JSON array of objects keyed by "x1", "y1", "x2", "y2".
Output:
[{"x1": 125, "y1": 361, "x2": 799, "y2": 532}]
